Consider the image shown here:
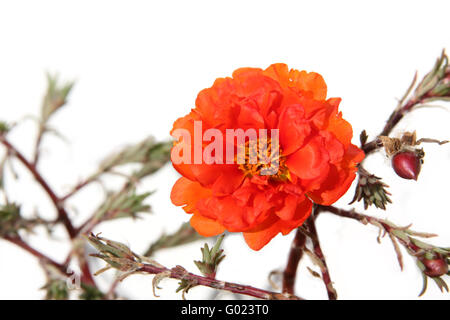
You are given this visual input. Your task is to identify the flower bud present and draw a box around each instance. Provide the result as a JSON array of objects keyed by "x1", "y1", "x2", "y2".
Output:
[
  {"x1": 391, "y1": 151, "x2": 421, "y2": 180},
  {"x1": 422, "y1": 257, "x2": 449, "y2": 277}
]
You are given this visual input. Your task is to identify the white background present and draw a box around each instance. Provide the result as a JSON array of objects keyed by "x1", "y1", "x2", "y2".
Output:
[{"x1": 0, "y1": 0, "x2": 449, "y2": 300}]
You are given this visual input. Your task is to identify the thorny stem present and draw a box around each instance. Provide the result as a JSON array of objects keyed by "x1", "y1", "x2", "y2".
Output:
[
  {"x1": 0, "y1": 136, "x2": 76, "y2": 238},
  {"x1": 139, "y1": 264, "x2": 303, "y2": 300},
  {"x1": 305, "y1": 211, "x2": 338, "y2": 300},
  {"x1": 282, "y1": 228, "x2": 306, "y2": 294}
]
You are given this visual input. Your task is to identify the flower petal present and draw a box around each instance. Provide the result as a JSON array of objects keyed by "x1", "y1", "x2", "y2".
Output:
[
  {"x1": 278, "y1": 104, "x2": 311, "y2": 155},
  {"x1": 275, "y1": 194, "x2": 301, "y2": 221},
  {"x1": 243, "y1": 214, "x2": 280, "y2": 251},
  {"x1": 243, "y1": 198, "x2": 312, "y2": 251},
  {"x1": 263, "y1": 63, "x2": 327, "y2": 100},
  {"x1": 170, "y1": 177, "x2": 211, "y2": 213},
  {"x1": 190, "y1": 214, "x2": 225, "y2": 237},
  {"x1": 286, "y1": 136, "x2": 330, "y2": 180},
  {"x1": 307, "y1": 144, "x2": 364, "y2": 205}
]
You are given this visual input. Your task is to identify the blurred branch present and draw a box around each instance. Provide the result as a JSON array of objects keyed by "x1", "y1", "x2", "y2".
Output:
[
  {"x1": 3, "y1": 235, "x2": 67, "y2": 275},
  {"x1": 0, "y1": 202, "x2": 55, "y2": 236},
  {"x1": 0, "y1": 136, "x2": 76, "y2": 238},
  {"x1": 305, "y1": 210, "x2": 337, "y2": 300},
  {"x1": 75, "y1": 183, "x2": 151, "y2": 235},
  {"x1": 60, "y1": 172, "x2": 103, "y2": 202},
  {"x1": 61, "y1": 138, "x2": 171, "y2": 203},
  {"x1": 33, "y1": 73, "x2": 74, "y2": 166},
  {"x1": 282, "y1": 228, "x2": 306, "y2": 294},
  {"x1": 144, "y1": 222, "x2": 204, "y2": 257}
]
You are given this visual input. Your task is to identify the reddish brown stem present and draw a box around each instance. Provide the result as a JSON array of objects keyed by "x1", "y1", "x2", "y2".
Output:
[
  {"x1": 60, "y1": 176, "x2": 98, "y2": 202},
  {"x1": 318, "y1": 205, "x2": 390, "y2": 227},
  {"x1": 362, "y1": 93, "x2": 429, "y2": 155},
  {"x1": 3, "y1": 235, "x2": 68, "y2": 275},
  {"x1": 4, "y1": 235, "x2": 99, "y2": 291},
  {"x1": 32, "y1": 125, "x2": 45, "y2": 166},
  {"x1": 0, "y1": 136, "x2": 99, "y2": 292},
  {"x1": 318, "y1": 205, "x2": 420, "y2": 253},
  {"x1": 75, "y1": 181, "x2": 134, "y2": 235},
  {"x1": 282, "y1": 228, "x2": 306, "y2": 294},
  {"x1": 0, "y1": 137, "x2": 76, "y2": 238},
  {"x1": 305, "y1": 213, "x2": 337, "y2": 300},
  {"x1": 139, "y1": 264, "x2": 303, "y2": 300}
]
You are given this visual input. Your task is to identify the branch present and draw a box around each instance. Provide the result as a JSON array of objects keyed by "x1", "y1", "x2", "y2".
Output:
[
  {"x1": 318, "y1": 204, "x2": 450, "y2": 295},
  {"x1": 74, "y1": 180, "x2": 135, "y2": 235},
  {"x1": 141, "y1": 263, "x2": 303, "y2": 300},
  {"x1": 88, "y1": 233, "x2": 303, "y2": 300},
  {"x1": 3, "y1": 235, "x2": 67, "y2": 275},
  {"x1": 282, "y1": 228, "x2": 306, "y2": 294},
  {"x1": 32, "y1": 124, "x2": 45, "y2": 166},
  {"x1": 363, "y1": 96, "x2": 422, "y2": 155},
  {"x1": 0, "y1": 136, "x2": 76, "y2": 238},
  {"x1": 305, "y1": 212, "x2": 338, "y2": 300},
  {"x1": 60, "y1": 174, "x2": 100, "y2": 202},
  {"x1": 144, "y1": 222, "x2": 204, "y2": 257},
  {"x1": 363, "y1": 51, "x2": 450, "y2": 155}
]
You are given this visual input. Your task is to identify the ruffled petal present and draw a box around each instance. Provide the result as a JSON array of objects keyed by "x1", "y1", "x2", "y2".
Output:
[
  {"x1": 307, "y1": 144, "x2": 364, "y2": 205},
  {"x1": 170, "y1": 177, "x2": 212, "y2": 213},
  {"x1": 243, "y1": 197, "x2": 312, "y2": 251},
  {"x1": 286, "y1": 136, "x2": 330, "y2": 180},
  {"x1": 275, "y1": 194, "x2": 301, "y2": 221},
  {"x1": 243, "y1": 214, "x2": 280, "y2": 251},
  {"x1": 263, "y1": 63, "x2": 327, "y2": 100},
  {"x1": 278, "y1": 104, "x2": 311, "y2": 155},
  {"x1": 190, "y1": 214, "x2": 226, "y2": 237}
]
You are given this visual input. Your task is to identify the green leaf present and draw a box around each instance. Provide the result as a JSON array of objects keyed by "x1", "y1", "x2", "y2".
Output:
[
  {"x1": 194, "y1": 234, "x2": 226, "y2": 277},
  {"x1": 41, "y1": 73, "x2": 75, "y2": 122}
]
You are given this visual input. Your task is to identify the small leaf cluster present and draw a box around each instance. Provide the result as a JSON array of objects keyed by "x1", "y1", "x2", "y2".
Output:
[
  {"x1": 350, "y1": 168, "x2": 392, "y2": 210},
  {"x1": 93, "y1": 187, "x2": 152, "y2": 222},
  {"x1": 194, "y1": 234, "x2": 226, "y2": 278}
]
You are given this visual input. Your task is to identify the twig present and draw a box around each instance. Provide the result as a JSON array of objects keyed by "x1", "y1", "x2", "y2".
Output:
[
  {"x1": 140, "y1": 264, "x2": 303, "y2": 300},
  {"x1": 105, "y1": 278, "x2": 121, "y2": 299},
  {"x1": 282, "y1": 228, "x2": 306, "y2": 294},
  {"x1": 362, "y1": 58, "x2": 449, "y2": 155},
  {"x1": 317, "y1": 205, "x2": 431, "y2": 271},
  {"x1": 3, "y1": 235, "x2": 67, "y2": 275},
  {"x1": 32, "y1": 124, "x2": 45, "y2": 166},
  {"x1": 74, "y1": 180, "x2": 135, "y2": 235},
  {"x1": 144, "y1": 222, "x2": 204, "y2": 257},
  {"x1": 0, "y1": 136, "x2": 100, "y2": 292},
  {"x1": 0, "y1": 137, "x2": 76, "y2": 238},
  {"x1": 305, "y1": 213, "x2": 338, "y2": 300},
  {"x1": 60, "y1": 175, "x2": 100, "y2": 202}
]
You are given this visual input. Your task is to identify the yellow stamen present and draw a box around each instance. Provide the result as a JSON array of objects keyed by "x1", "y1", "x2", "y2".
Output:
[{"x1": 237, "y1": 138, "x2": 290, "y2": 182}]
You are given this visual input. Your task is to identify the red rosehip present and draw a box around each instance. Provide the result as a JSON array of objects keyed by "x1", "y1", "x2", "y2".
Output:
[
  {"x1": 423, "y1": 258, "x2": 449, "y2": 277},
  {"x1": 392, "y1": 151, "x2": 421, "y2": 180}
]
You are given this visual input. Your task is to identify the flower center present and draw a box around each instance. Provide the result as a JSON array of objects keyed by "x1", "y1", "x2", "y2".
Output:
[{"x1": 237, "y1": 137, "x2": 291, "y2": 181}]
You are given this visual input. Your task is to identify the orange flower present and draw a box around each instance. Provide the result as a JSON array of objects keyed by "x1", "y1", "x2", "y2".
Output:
[{"x1": 170, "y1": 64, "x2": 364, "y2": 250}]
